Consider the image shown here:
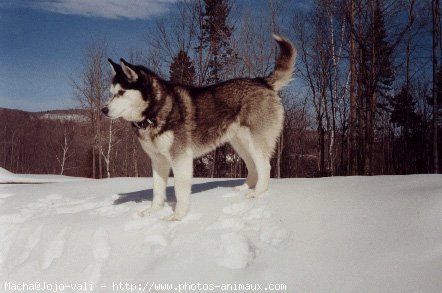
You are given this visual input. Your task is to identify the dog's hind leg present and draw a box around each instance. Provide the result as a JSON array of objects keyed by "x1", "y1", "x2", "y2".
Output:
[
  {"x1": 230, "y1": 136, "x2": 257, "y2": 191},
  {"x1": 139, "y1": 154, "x2": 170, "y2": 217},
  {"x1": 164, "y1": 150, "x2": 193, "y2": 221},
  {"x1": 246, "y1": 149, "x2": 270, "y2": 198},
  {"x1": 236, "y1": 129, "x2": 271, "y2": 198}
]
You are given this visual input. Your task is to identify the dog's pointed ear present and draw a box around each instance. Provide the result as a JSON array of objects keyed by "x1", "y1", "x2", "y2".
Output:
[
  {"x1": 120, "y1": 58, "x2": 138, "y2": 82},
  {"x1": 108, "y1": 58, "x2": 120, "y2": 76}
]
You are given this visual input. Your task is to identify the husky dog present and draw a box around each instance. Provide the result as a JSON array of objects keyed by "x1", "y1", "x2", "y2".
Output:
[{"x1": 103, "y1": 35, "x2": 296, "y2": 220}]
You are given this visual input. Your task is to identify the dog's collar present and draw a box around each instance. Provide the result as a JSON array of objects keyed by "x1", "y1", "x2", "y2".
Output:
[{"x1": 132, "y1": 117, "x2": 155, "y2": 129}]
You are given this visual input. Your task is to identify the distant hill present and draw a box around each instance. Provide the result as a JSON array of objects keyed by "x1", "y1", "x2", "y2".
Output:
[
  {"x1": 0, "y1": 108, "x2": 89, "y2": 122},
  {"x1": 36, "y1": 109, "x2": 89, "y2": 122},
  {"x1": 0, "y1": 107, "x2": 152, "y2": 178},
  {"x1": 0, "y1": 107, "x2": 37, "y2": 122}
]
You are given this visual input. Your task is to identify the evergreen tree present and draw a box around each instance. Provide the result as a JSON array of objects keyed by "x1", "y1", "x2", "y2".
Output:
[
  {"x1": 367, "y1": 0, "x2": 394, "y2": 105},
  {"x1": 169, "y1": 49, "x2": 196, "y2": 85},
  {"x1": 368, "y1": 1, "x2": 395, "y2": 133},
  {"x1": 202, "y1": 0, "x2": 234, "y2": 84},
  {"x1": 361, "y1": 0, "x2": 395, "y2": 174},
  {"x1": 428, "y1": 65, "x2": 442, "y2": 117},
  {"x1": 390, "y1": 86, "x2": 419, "y2": 131},
  {"x1": 389, "y1": 85, "x2": 423, "y2": 173}
]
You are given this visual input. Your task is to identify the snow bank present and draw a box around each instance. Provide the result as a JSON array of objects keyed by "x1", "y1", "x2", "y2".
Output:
[
  {"x1": 0, "y1": 175, "x2": 441, "y2": 292},
  {"x1": 0, "y1": 167, "x2": 13, "y2": 177},
  {"x1": 0, "y1": 167, "x2": 87, "y2": 184}
]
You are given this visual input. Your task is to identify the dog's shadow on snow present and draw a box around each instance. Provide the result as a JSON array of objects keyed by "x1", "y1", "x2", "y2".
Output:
[{"x1": 113, "y1": 179, "x2": 244, "y2": 205}]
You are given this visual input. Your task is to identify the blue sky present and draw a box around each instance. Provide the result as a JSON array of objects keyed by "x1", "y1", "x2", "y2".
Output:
[
  {"x1": 0, "y1": 1, "x2": 311, "y2": 112},
  {"x1": 0, "y1": 1, "x2": 432, "y2": 112},
  {"x1": 0, "y1": 0, "x2": 310, "y2": 112},
  {"x1": 0, "y1": 0, "x2": 178, "y2": 111}
]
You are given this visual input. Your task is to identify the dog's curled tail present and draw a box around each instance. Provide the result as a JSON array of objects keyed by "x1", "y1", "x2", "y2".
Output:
[{"x1": 266, "y1": 34, "x2": 297, "y2": 92}]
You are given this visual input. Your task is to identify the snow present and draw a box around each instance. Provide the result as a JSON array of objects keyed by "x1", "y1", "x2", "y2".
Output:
[
  {"x1": 39, "y1": 113, "x2": 88, "y2": 122},
  {"x1": 0, "y1": 171, "x2": 441, "y2": 292},
  {"x1": 0, "y1": 168, "x2": 88, "y2": 184}
]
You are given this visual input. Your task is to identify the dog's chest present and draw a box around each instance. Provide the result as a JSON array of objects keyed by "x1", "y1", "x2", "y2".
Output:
[{"x1": 137, "y1": 129, "x2": 175, "y2": 158}]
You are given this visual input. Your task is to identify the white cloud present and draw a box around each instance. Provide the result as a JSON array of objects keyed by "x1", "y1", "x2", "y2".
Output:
[{"x1": 35, "y1": 0, "x2": 178, "y2": 20}]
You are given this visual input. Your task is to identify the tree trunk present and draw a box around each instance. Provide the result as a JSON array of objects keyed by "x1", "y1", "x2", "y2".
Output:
[
  {"x1": 97, "y1": 116, "x2": 103, "y2": 179},
  {"x1": 349, "y1": 0, "x2": 357, "y2": 175},
  {"x1": 368, "y1": 0, "x2": 376, "y2": 175},
  {"x1": 132, "y1": 136, "x2": 139, "y2": 177},
  {"x1": 357, "y1": 0, "x2": 365, "y2": 175},
  {"x1": 210, "y1": 150, "x2": 217, "y2": 178},
  {"x1": 276, "y1": 133, "x2": 283, "y2": 178},
  {"x1": 102, "y1": 120, "x2": 113, "y2": 179},
  {"x1": 320, "y1": 126, "x2": 326, "y2": 175},
  {"x1": 432, "y1": 0, "x2": 440, "y2": 174},
  {"x1": 92, "y1": 145, "x2": 96, "y2": 179},
  {"x1": 406, "y1": 0, "x2": 415, "y2": 91}
]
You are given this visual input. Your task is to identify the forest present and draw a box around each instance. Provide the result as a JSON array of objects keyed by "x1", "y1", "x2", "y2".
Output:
[{"x1": 0, "y1": 0, "x2": 441, "y2": 178}]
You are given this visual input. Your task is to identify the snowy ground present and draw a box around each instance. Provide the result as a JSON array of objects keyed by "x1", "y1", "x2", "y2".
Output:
[
  {"x1": 0, "y1": 168, "x2": 88, "y2": 184},
  {"x1": 0, "y1": 169, "x2": 441, "y2": 292}
]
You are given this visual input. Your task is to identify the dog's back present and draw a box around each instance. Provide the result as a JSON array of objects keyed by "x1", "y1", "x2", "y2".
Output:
[{"x1": 185, "y1": 34, "x2": 296, "y2": 157}]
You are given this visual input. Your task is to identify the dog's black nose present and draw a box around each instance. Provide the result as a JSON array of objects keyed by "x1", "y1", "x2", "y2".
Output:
[{"x1": 101, "y1": 107, "x2": 109, "y2": 115}]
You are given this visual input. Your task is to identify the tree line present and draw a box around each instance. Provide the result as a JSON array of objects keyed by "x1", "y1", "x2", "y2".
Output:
[
  {"x1": 294, "y1": 0, "x2": 440, "y2": 175},
  {"x1": 1, "y1": 0, "x2": 440, "y2": 178},
  {"x1": 0, "y1": 108, "x2": 152, "y2": 177}
]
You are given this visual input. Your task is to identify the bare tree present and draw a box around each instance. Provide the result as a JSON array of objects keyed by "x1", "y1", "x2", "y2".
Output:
[
  {"x1": 348, "y1": 0, "x2": 358, "y2": 175},
  {"x1": 100, "y1": 120, "x2": 124, "y2": 178},
  {"x1": 293, "y1": 1, "x2": 342, "y2": 176},
  {"x1": 101, "y1": 120, "x2": 113, "y2": 178},
  {"x1": 56, "y1": 123, "x2": 75, "y2": 175},
  {"x1": 432, "y1": 0, "x2": 440, "y2": 173},
  {"x1": 327, "y1": 0, "x2": 347, "y2": 175},
  {"x1": 71, "y1": 39, "x2": 109, "y2": 178}
]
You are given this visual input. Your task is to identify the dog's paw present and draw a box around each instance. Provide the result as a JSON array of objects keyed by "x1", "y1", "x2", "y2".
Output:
[
  {"x1": 138, "y1": 205, "x2": 163, "y2": 218},
  {"x1": 162, "y1": 213, "x2": 183, "y2": 221},
  {"x1": 246, "y1": 190, "x2": 258, "y2": 198},
  {"x1": 245, "y1": 185, "x2": 269, "y2": 198},
  {"x1": 234, "y1": 183, "x2": 250, "y2": 192},
  {"x1": 246, "y1": 189, "x2": 267, "y2": 198}
]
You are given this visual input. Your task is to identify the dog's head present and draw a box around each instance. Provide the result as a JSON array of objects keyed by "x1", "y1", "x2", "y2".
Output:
[{"x1": 102, "y1": 58, "x2": 157, "y2": 122}]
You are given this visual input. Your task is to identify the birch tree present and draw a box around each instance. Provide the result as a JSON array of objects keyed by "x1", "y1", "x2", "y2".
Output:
[
  {"x1": 56, "y1": 123, "x2": 75, "y2": 175},
  {"x1": 71, "y1": 39, "x2": 109, "y2": 178}
]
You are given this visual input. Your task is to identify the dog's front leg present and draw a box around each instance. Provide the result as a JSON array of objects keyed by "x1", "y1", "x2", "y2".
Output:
[
  {"x1": 165, "y1": 151, "x2": 193, "y2": 221},
  {"x1": 139, "y1": 154, "x2": 170, "y2": 217}
]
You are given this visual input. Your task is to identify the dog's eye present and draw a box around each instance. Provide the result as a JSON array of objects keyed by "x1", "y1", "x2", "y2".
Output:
[{"x1": 118, "y1": 90, "x2": 126, "y2": 96}]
